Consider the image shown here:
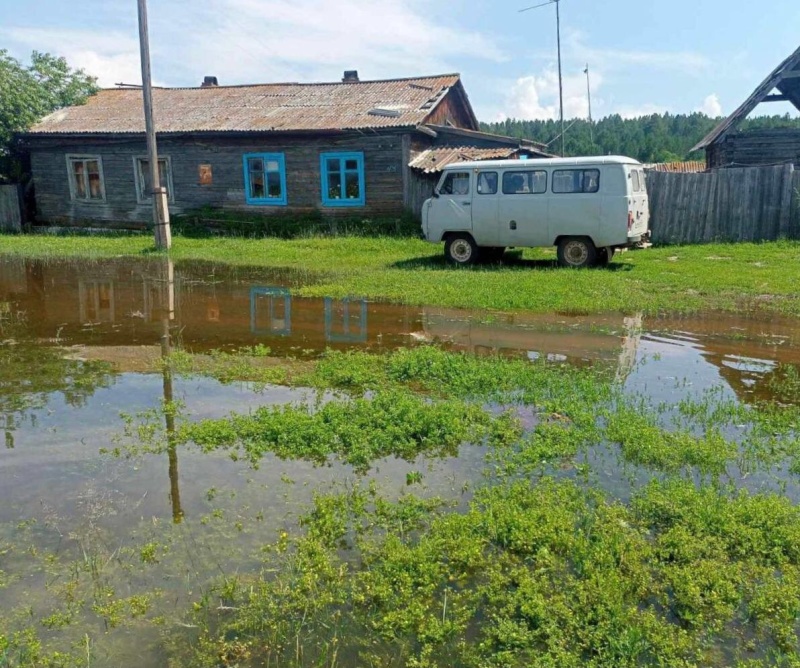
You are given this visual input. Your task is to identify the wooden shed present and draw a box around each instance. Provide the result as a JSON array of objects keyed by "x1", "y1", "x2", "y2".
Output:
[
  {"x1": 21, "y1": 72, "x2": 550, "y2": 229},
  {"x1": 693, "y1": 46, "x2": 800, "y2": 168}
]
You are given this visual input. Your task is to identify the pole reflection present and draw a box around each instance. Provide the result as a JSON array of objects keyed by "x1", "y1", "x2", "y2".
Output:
[{"x1": 158, "y1": 258, "x2": 183, "y2": 523}]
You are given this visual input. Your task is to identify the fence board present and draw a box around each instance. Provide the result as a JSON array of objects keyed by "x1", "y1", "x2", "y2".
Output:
[
  {"x1": 646, "y1": 163, "x2": 799, "y2": 244},
  {"x1": 0, "y1": 185, "x2": 22, "y2": 232}
]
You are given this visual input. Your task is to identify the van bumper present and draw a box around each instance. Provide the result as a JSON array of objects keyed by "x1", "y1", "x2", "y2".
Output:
[{"x1": 621, "y1": 230, "x2": 651, "y2": 248}]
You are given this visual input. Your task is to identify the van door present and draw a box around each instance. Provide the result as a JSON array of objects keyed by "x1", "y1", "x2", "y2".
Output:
[
  {"x1": 629, "y1": 168, "x2": 649, "y2": 238},
  {"x1": 471, "y1": 170, "x2": 500, "y2": 246},
  {"x1": 497, "y1": 169, "x2": 550, "y2": 247},
  {"x1": 426, "y1": 170, "x2": 473, "y2": 241},
  {"x1": 549, "y1": 168, "x2": 603, "y2": 244}
]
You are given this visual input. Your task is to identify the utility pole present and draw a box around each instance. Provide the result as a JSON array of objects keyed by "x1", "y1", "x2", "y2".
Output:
[
  {"x1": 137, "y1": 0, "x2": 171, "y2": 250},
  {"x1": 584, "y1": 63, "x2": 594, "y2": 149},
  {"x1": 555, "y1": 0, "x2": 564, "y2": 157},
  {"x1": 520, "y1": 0, "x2": 566, "y2": 156}
]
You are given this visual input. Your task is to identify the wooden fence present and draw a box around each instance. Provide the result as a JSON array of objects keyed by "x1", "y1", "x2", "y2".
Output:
[
  {"x1": 646, "y1": 163, "x2": 800, "y2": 244},
  {"x1": 0, "y1": 185, "x2": 22, "y2": 232}
]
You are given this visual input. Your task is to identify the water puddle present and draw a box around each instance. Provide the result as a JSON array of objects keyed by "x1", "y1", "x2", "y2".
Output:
[{"x1": 2, "y1": 254, "x2": 800, "y2": 666}]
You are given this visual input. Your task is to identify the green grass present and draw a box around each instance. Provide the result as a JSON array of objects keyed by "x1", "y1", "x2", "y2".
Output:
[{"x1": 2, "y1": 234, "x2": 800, "y2": 315}]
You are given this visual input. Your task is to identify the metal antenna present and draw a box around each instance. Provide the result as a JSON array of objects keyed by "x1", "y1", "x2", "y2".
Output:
[
  {"x1": 520, "y1": 0, "x2": 565, "y2": 157},
  {"x1": 584, "y1": 63, "x2": 594, "y2": 149}
]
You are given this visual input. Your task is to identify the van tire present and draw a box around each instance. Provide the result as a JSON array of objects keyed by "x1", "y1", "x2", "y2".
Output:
[
  {"x1": 557, "y1": 237, "x2": 598, "y2": 268},
  {"x1": 597, "y1": 247, "x2": 615, "y2": 266},
  {"x1": 445, "y1": 234, "x2": 479, "y2": 265}
]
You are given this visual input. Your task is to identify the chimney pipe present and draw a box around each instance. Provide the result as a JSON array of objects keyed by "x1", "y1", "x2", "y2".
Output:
[
  {"x1": 342, "y1": 70, "x2": 359, "y2": 83},
  {"x1": 201, "y1": 76, "x2": 219, "y2": 88}
]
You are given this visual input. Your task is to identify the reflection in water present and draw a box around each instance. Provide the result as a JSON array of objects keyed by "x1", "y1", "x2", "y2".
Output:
[
  {"x1": 325, "y1": 297, "x2": 368, "y2": 343},
  {"x1": 158, "y1": 259, "x2": 183, "y2": 523},
  {"x1": 251, "y1": 286, "x2": 292, "y2": 336},
  {"x1": 1, "y1": 255, "x2": 800, "y2": 412}
]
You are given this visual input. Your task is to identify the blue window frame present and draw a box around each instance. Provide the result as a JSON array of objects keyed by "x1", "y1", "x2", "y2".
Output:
[
  {"x1": 243, "y1": 153, "x2": 287, "y2": 205},
  {"x1": 320, "y1": 152, "x2": 365, "y2": 207}
]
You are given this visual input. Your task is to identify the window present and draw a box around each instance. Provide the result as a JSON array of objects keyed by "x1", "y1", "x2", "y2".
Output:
[
  {"x1": 631, "y1": 170, "x2": 641, "y2": 192},
  {"x1": 135, "y1": 157, "x2": 174, "y2": 203},
  {"x1": 502, "y1": 170, "x2": 547, "y2": 195},
  {"x1": 477, "y1": 172, "x2": 498, "y2": 195},
  {"x1": 552, "y1": 169, "x2": 601, "y2": 194},
  {"x1": 67, "y1": 156, "x2": 105, "y2": 202},
  {"x1": 439, "y1": 171, "x2": 471, "y2": 196},
  {"x1": 244, "y1": 153, "x2": 287, "y2": 206},
  {"x1": 321, "y1": 152, "x2": 365, "y2": 207}
]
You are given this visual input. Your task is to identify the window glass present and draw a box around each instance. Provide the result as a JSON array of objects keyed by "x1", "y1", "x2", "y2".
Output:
[
  {"x1": 138, "y1": 159, "x2": 171, "y2": 201},
  {"x1": 244, "y1": 153, "x2": 287, "y2": 205},
  {"x1": 321, "y1": 152, "x2": 365, "y2": 206},
  {"x1": 552, "y1": 169, "x2": 601, "y2": 194},
  {"x1": 477, "y1": 172, "x2": 498, "y2": 195},
  {"x1": 68, "y1": 156, "x2": 105, "y2": 202},
  {"x1": 439, "y1": 172, "x2": 471, "y2": 196},
  {"x1": 72, "y1": 161, "x2": 86, "y2": 198},
  {"x1": 502, "y1": 171, "x2": 547, "y2": 195},
  {"x1": 631, "y1": 170, "x2": 641, "y2": 192}
]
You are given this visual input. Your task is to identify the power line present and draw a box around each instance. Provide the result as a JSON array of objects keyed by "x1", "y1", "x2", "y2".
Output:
[{"x1": 519, "y1": 0, "x2": 565, "y2": 157}]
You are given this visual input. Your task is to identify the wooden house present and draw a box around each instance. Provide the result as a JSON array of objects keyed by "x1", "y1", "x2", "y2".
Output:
[
  {"x1": 693, "y1": 46, "x2": 800, "y2": 168},
  {"x1": 21, "y1": 72, "x2": 549, "y2": 228}
]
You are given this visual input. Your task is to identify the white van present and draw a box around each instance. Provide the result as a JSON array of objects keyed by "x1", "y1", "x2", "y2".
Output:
[{"x1": 421, "y1": 156, "x2": 649, "y2": 268}]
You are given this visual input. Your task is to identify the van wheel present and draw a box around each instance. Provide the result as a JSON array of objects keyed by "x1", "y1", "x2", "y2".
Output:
[
  {"x1": 445, "y1": 235, "x2": 479, "y2": 265},
  {"x1": 597, "y1": 247, "x2": 615, "y2": 267},
  {"x1": 557, "y1": 237, "x2": 598, "y2": 268}
]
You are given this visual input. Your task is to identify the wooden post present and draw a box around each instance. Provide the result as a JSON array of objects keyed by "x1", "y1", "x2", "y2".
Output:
[{"x1": 137, "y1": 0, "x2": 172, "y2": 250}]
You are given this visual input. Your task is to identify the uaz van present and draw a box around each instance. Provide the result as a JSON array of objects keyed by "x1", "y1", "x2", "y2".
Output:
[{"x1": 421, "y1": 156, "x2": 649, "y2": 268}]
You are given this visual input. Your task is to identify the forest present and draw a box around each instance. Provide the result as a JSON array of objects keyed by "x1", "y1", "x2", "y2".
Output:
[{"x1": 481, "y1": 113, "x2": 800, "y2": 163}]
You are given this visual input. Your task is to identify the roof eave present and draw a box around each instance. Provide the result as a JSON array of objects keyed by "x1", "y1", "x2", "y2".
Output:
[{"x1": 692, "y1": 44, "x2": 800, "y2": 152}]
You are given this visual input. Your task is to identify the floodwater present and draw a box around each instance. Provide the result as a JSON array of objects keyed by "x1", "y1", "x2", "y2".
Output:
[{"x1": 1, "y1": 255, "x2": 799, "y2": 665}]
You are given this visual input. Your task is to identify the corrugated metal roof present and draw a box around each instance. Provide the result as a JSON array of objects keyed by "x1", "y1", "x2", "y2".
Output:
[
  {"x1": 409, "y1": 147, "x2": 520, "y2": 173},
  {"x1": 28, "y1": 74, "x2": 464, "y2": 135},
  {"x1": 644, "y1": 161, "x2": 706, "y2": 173}
]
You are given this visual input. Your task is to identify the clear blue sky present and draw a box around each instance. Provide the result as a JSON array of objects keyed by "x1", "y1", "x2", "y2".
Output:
[{"x1": 2, "y1": 0, "x2": 799, "y2": 122}]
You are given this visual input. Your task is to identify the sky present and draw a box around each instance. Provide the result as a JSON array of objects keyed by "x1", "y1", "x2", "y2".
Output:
[{"x1": 2, "y1": 0, "x2": 800, "y2": 123}]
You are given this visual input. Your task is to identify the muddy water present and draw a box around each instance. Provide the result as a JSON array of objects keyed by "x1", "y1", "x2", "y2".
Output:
[{"x1": 1, "y1": 255, "x2": 800, "y2": 665}]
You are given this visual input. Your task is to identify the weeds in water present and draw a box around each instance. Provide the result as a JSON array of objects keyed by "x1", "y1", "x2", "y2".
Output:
[{"x1": 178, "y1": 388, "x2": 522, "y2": 472}]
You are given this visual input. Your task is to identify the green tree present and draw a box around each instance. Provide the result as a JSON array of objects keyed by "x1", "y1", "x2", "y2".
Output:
[
  {"x1": 0, "y1": 50, "x2": 98, "y2": 180},
  {"x1": 481, "y1": 111, "x2": 800, "y2": 163}
]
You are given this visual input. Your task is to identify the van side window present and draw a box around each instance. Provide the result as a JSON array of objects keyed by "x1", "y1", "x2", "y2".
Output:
[
  {"x1": 552, "y1": 169, "x2": 600, "y2": 194},
  {"x1": 631, "y1": 170, "x2": 641, "y2": 192},
  {"x1": 502, "y1": 170, "x2": 547, "y2": 195},
  {"x1": 439, "y1": 172, "x2": 471, "y2": 196},
  {"x1": 477, "y1": 172, "x2": 498, "y2": 195}
]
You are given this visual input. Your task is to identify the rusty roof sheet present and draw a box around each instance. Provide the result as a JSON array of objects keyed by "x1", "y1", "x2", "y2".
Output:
[
  {"x1": 29, "y1": 74, "x2": 464, "y2": 135},
  {"x1": 409, "y1": 147, "x2": 521, "y2": 173},
  {"x1": 644, "y1": 160, "x2": 706, "y2": 173}
]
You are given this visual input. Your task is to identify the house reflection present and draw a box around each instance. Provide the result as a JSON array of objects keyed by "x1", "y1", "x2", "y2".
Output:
[
  {"x1": 79, "y1": 279, "x2": 115, "y2": 323},
  {"x1": 250, "y1": 287, "x2": 292, "y2": 336},
  {"x1": 325, "y1": 297, "x2": 368, "y2": 343}
]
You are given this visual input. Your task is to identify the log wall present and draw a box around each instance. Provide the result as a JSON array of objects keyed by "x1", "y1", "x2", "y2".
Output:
[
  {"x1": 27, "y1": 132, "x2": 410, "y2": 227},
  {"x1": 708, "y1": 129, "x2": 800, "y2": 169}
]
